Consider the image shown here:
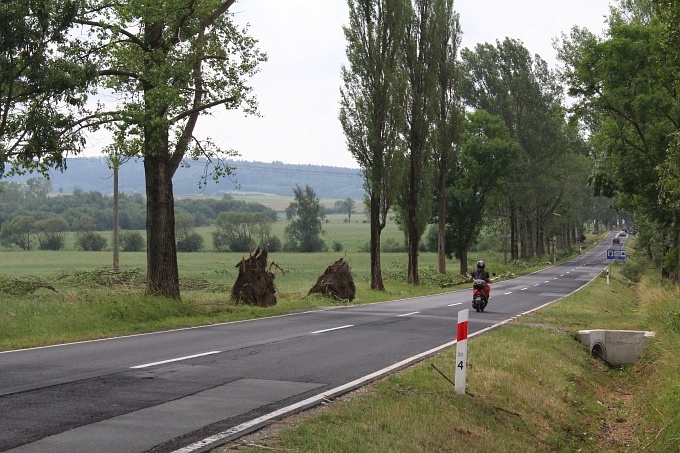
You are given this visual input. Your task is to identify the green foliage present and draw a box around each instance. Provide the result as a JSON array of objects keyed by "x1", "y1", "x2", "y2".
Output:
[
  {"x1": 0, "y1": 0, "x2": 93, "y2": 177},
  {"x1": 177, "y1": 233, "x2": 204, "y2": 253},
  {"x1": 212, "y1": 211, "x2": 274, "y2": 252},
  {"x1": 0, "y1": 276, "x2": 57, "y2": 295},
  {"x1": 332, "y1": 241, "x2": 343, "y2": 252},
  {"x1": 663, "y1": 247, "x2": 679, "y2": 275},
  {"x1": 284, "y1": 185, "x2": 327, "y2": 252},
  {"x1": 558, "y1": 2, "x2": 680, "y2": 282},
  {"x1": 119, "y1": 230, "x2": 145, "y2": 251},
  {"x1": 34, "y1": 217, "x2": 68, "y2": 250},
  {"x1": 443, "y1": 110, "x2": 521, "y2": 262},
  {"x1": 76, "y1": 231, "x2": 108, "y2": 251},
  {"x1": 0, "y1": 215, "x2": 35, "y2": 250},
  {"x1": 0, "y1": 183, "x2": 146, "y2": 231},
  {"x1": 334, "y1": 198, "x2": 356, "y2": 222}
]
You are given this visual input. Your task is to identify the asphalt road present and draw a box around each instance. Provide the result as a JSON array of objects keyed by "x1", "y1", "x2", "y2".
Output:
[{"x1": 0, "y1": 234, "x2": 623, "y2": 452}]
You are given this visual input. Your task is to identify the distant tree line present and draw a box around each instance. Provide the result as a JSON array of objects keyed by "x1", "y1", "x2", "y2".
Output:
[{"x1": 0, "y1": 179, "x2": 278, "y2": 252}]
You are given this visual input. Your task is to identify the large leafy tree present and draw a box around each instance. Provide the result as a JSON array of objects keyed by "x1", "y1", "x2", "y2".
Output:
[
  {"x1": 62, "y1": 1, "x2": 266, "y2": 297},
  {"x1": 444, "y1": 110, "x2": 520, "y2": 274},
  {"x1": 558, "y1": 0, "x2": 680, "y2": 281},
  {"x1": 340, "y1": 0, "x2": 410, "y2": 290},
  {"x1": 0, "y1": 0, "x2": 92, "y2": 176}
]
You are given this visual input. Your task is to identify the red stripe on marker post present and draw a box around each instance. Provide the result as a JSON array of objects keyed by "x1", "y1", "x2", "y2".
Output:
[
  {"x1": 457, "y1": 320, "x2": 468, "y2": 342},
  {"x1": 455, "y1": 309, "x2": 469, "y2": 395}
]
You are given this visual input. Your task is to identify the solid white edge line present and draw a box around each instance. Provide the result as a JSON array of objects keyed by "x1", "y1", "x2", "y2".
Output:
[
  {"x1": 311, "y1": 325, "x2": 354, "y2": 334},
  {"x1": 130, "y1": 351, "x2": 221, "y2": 369}
]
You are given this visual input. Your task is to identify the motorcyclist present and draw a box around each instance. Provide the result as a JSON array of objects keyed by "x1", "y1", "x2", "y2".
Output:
[{"x1": 470, "y1": 260, "x2": 491, "y2": 302}]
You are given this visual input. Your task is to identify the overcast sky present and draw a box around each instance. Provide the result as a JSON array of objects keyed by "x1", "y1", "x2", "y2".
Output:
[{"x1": 88, "y1": 1, "x2": 613, "y2": 169}]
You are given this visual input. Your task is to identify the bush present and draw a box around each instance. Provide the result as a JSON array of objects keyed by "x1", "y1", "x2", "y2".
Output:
[
  {"x1": 38, "y1": 236, "x2": 65, "y2": 251},
  {"x1": 77, "y1": 232, "x2": 108, "y2": 251},
  {"x1": 382, "y1": 237, "x2": 406, "y2": 253},
  {"x1": 177, "y1": 232, "x2": 204, "y2": 252},
  {"x1": 264, "y1": 235, "x2": 282, "y2": 253},
  {"x1": 119, "y1": 231, "x2": 145, "y2": 251},
  {"x1": 332, "y1": 241, "x2": 343, "y2": 252}
]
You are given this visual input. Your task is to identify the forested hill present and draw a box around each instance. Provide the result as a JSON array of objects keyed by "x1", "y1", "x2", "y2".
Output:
[{"x1": 10, "y1": 158, "x2": 365, "y2": 199}]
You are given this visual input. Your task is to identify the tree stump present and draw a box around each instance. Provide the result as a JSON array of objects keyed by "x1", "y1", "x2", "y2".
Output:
[
  {"x1": 232, "y1": 246, "x2": 277, "y2": 307},
  {"x1": 308, "y1": 258, "x2": 356, "y2": 301}
]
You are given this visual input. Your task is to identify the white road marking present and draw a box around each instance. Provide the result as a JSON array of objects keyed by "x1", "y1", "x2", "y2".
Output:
[
  {"x1": 503, "y1": 292, "x2": 513, "y2": 295},
  {"x1": 311, "y1": 325, "x2": 354, "y2": 334},
  {"x1": 447, "y1": 303, "x2": 463, "y2": 307},
  {"x1": 131, "y1": 351, "x2": 221, "y2": 369},
  {"x1": 521, "y1": 287, "x2": 528, "y2": 291},
  {"x1": 398, "y1": 312, "x2": 420, "y2": 317}
]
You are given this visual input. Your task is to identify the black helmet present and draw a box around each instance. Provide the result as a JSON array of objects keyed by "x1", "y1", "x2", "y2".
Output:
[{"x1": 476, "y1": 260, "x2": 485, "y2": 269}]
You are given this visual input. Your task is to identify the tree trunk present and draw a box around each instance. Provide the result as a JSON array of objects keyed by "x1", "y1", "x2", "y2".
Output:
[
  {"x1": 510, "y1": 204, "x2": 518, "y2": 261},
  {"x1": 369, "y1": 194, "x2": 385, "y2": 290},
  {"x1": 502, "y1": 216, "x2": 508, "y2": 264},
  {"x1": 144, "y1": 154, "x2": 180, "y2": 298},
  {"x1": 458, "y1": 247, "x2": 468, "y2": 276},
  {"x1": 524, "y1": 218, "x2": 534, "y2": 258},
  {"x1": 437, "y1": 165, "x2": 448, "y2": 275},
  {"x1": 535, "y1": 211, "x2": 544, "y2": 257},
  {"x1": 406, "y1": 152, "x2": 421, "y2": 285}
]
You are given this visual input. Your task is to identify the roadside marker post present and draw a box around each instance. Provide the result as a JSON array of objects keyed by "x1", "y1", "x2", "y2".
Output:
[{"x1": 455, "y1": 309, "x2": 469, "y2": 395}]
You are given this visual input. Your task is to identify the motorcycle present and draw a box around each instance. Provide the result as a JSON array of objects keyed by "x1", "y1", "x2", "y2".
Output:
[{"x1": 472, "y1": 279, "x2": 488, "y2": 312}]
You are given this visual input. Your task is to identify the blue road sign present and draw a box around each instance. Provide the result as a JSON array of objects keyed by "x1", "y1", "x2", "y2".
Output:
[{"x1": 607, "y1": 249, "x2": 627, "y2": 260}]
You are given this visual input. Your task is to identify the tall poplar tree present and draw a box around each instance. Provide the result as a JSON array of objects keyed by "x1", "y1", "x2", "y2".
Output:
[
  {"x1": 431, "y1": 0, "x2": 462, "y2": 275},
  {"x1": 398, "y1": 0, "x2": 440, "y2": 284},
  {"x1": 340, "y1": 0, "x2": 410, "y2": 290}
]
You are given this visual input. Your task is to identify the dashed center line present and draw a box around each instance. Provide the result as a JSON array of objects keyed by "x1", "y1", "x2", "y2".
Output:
[
  {"x1": 398, "y1": 312, "x2": 420, "y2": 317},
  {"x1": 447, "y1": 303, "x2": 463, "y2": 307},
  {"x1": 311, "y1": 325, "x2": 354, "y2": 334},
  {"x1": 503, "y1": 292, "x2": 513, "y2": 295},
  {"x1": 131, "y1": 351, "x2": 221, "y2": 369}
]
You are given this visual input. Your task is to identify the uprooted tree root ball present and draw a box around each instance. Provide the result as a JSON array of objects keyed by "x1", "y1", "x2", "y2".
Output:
[
  {"x1": 308, "y1": 257, "x2": 356, "y2": 302},
  {"x1": 231, "y1": 246, "x2": 283, "y2": 307}
]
